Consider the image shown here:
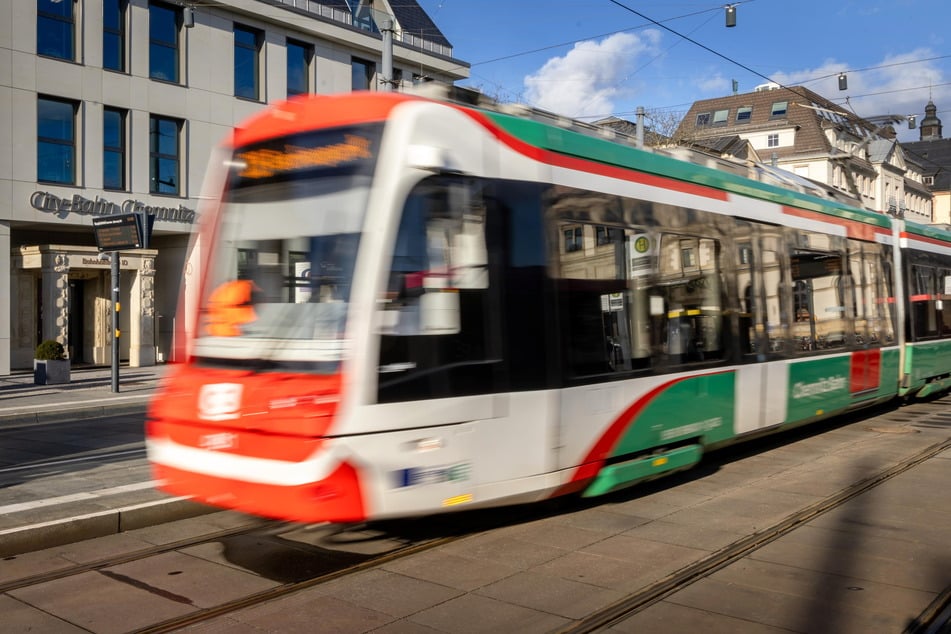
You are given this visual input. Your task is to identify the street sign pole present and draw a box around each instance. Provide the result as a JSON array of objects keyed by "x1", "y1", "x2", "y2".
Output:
[{"x1": 111, "y1": 251, "x2": 120, "y2": 393}]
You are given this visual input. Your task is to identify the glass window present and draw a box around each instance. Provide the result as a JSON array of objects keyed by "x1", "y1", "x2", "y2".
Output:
[
  {"x1": 149, "y1": 115, "x2": 181, "y2": 195},
  {"x1": 564, "y1": 227, "x2": 583, "y2": 253},
  {"x1": 736, "y1": 106, "x2": 752, "y2": 123},
  {"x1": 377, "y1": 176, "x2": 497, "y2": 402},
  {"x1": 286, "y1": 38, "x2": 312, "y2": 97},
  {"x1": 770, "y1": 101, "x2": 788, "y2": 117},
  {"x1": 234, "y1": 24, "x2": 263, "y2": 100},
  {"x1": 695, "y1": 112, "x2": 711, "y2": 126},
  {"x1": 767, "y1": 133, "x2": 779, "y2": 148},
  {"x1": 103, "y1": 0, "x2": 127, "y2": 72},
  {"x1": 910, "y1": 264, "x2": 938, "y2": 338},
  {"x1": 103, "y1": 107, "x2": 126, "y2": 190},
  {"x1": 655, "y1": 235, "x2": 725, "y2": 363},
  {"x1": 37, "y1": 0, "x2": 75, "y2": 61},
  {"x1": 790, "y1": 248, "x2": 848, "y2": 350},
  {"x1": 149, "y1": 1, "x2": 181, "y2": 83},
  {"x1": 351, "y1": 57, "x2": 375, "y2": 91},
  {"x1": 37, "y1": 96, "x2": 77, "y2": 184},
  {"x1": 712, "y1": 109, "x2": 729, "y2": 126}
]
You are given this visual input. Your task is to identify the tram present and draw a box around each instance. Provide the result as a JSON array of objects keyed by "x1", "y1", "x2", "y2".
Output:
[{"x1": 145, "y1": 87, "x2": 951, "y2": 523}]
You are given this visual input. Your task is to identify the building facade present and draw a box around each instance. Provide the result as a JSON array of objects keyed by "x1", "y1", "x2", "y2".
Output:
[
  {"x1": 674, "y1": 84, "x2": 933, "y2": 223},
  {"x1": 1, "y1": 0, "x2": 467, "y2": 375},
  {"x1": 902, "y1": 100, "x2": 951, "y2": 226}
]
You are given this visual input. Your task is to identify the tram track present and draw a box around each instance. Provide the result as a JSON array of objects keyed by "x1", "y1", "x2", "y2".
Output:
[
  {"x1": 3, "y1": 397, "x2": 947, "y2": 632},
  {"x1": 558, "y1": 431, "x2": 951, "y2": 633},
  {"x1": 131, "y1": 532, "x2": 467, "y2": 634},
  {"x1": 0, "y1": 518, "x2": 280, "y2": 594}
]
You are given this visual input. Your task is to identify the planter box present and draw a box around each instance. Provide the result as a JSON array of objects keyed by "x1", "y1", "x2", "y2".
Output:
[{"x1": 34, "y1": 359, "x2": 71, "y2": 385}]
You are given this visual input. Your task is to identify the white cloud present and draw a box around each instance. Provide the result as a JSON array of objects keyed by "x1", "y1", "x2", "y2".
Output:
[
  {"x1": 771, "y1": 49, "x2": 948, "y2": 141},
  {"x1": 523, "y1": 31, "x2": 660, "y2": 118}
]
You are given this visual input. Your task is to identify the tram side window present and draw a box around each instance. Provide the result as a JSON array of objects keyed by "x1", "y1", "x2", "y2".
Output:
[
  {"x1": 910, "y1": 265, "x2": 938, "y2": 339},
  {"x1": 759, "y1": 232, "x2": 786, "y2": 353},
  {"x1": 941, "y1": 271, "x2": 951, "y2": 337},
  {"x1": 376, "y1": 176, "x2": 498, "y2": 402},
  {"x1": 651, "y1": 234, "x2": 725, "y2": 364},
  {"x1": 850, "y1": 242, "x2": 894, "y2": 345},
  {"x1": 735, "y1": 238, "x2": 755, "y2": 355},
  {"x1": 555, "y1": 223, "x2": 648, "y2": 377},
  {"x1": 790, "y1": 249, "x2": 849, "y2": 350}
]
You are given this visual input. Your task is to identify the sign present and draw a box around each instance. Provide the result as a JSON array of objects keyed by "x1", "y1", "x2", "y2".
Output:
[{"x1": 93, "y1": 213, "x2": 142, "y2": 251}]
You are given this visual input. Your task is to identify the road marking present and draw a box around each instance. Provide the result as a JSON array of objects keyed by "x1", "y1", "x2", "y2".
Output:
[
  {"x1": 0, "y1": 480, "x2": 162, "y2": 514},
  {"x1": 0, "y1": 448, "x2": 145, "y2": 474},
  {"x1": 0, "y1": 394, "x2": 150, "y2": 414}
]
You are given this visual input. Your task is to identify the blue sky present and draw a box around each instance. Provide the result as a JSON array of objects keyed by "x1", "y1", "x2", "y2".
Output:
[{"x1": 418, "y1": 0, "x2": 950, "y2": 142}]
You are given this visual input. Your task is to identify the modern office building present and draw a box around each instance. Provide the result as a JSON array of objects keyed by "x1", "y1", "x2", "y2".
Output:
[{"x1": 1, "y1": 0, "x2": 467, "y2": 375}]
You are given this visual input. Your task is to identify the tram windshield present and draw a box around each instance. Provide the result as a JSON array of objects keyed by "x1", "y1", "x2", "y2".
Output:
[{"x1": 193, "y1": 124, "x2": 383, "y2": 372}]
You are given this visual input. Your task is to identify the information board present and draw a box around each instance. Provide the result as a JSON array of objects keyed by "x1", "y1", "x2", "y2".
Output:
[{"x1": 93, "y1": 213, "x2": 141, "y2": 251}]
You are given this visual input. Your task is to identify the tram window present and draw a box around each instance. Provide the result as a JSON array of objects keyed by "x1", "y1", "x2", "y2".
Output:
[
  {"x1": 790, "y1": 249, "x2": 848, "y2": 351},
  {"x1": 653, "y1": 235, "x2": 725, "y2": 364},
  {"x1": 910, "y1": 265, "x2": 938, "y2": 339},
  {"x1": 735, "y1": 237, "x2": 755, "y2": 356},
  {"x1": 377, "y1": 176, "x2": 499, "y2": 402},
  {"x1": 941, "y1": 273, "x2": 951, "y2": 337},
  {"x1": 759, "y1": 233, "x2": 785, "y2": 353},
  {"x1": 552, "y1": 223, "x2": 654, "y2": 377},
  {"x1": 850, "y1": 243, "x2": 892, "y2": 345}
]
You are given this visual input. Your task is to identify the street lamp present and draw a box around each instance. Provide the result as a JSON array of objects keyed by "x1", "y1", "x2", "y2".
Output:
[{"x1": 725, "y1": 5, "x2": 736, "y2": 27}]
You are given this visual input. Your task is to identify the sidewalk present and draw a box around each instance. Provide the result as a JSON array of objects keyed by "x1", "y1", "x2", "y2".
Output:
[
  {"x1": 0, "y1": 364, "x2": 165, "y2": 425},
  {"x1": 0, "y1": 363, "x2": 218, "y2": 556}
]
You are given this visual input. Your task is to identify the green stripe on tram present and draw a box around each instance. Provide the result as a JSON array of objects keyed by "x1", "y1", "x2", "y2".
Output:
[
  {"x1": 582, "y1": 372, "x2": 735, "y2": 497},
  {"x1": 481, "y1": 110, "x2": 890, "y2": 229}
]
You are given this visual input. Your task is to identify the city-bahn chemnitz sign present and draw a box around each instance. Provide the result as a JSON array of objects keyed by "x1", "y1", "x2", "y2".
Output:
[{"x1": 30, "y1": 191, "x2": 196, "y2": 224}]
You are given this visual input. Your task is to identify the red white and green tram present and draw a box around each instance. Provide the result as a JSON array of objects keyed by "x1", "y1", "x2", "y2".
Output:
[{"x1": 145, "y1": 89, "x2": 951, "y2": 524}]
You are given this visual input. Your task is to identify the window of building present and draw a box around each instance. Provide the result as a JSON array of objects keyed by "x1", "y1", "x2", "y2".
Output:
[
  {"x1": 103, "y1": 0, "x2": 127, "y2": 72},
  {"x1": 695, "y1": 112, "x2": 712, "y2": 126},
  {"x1": 37, "y1": 0, "x2": 76, "y2": 61},
  {"x1": 564, "y1": 227, "x2": 583, "y2": 253},
  {"x1": 150, "y1": 114, "x2": 182, "y2": 195},
  {"x1": 770, "y1": 101, "x2": 788, "y2": 118},
  {"x1": 149, "y1": 1, "x2": 182, "y2": 83},
  {"x1": 596, "y1": 226, "x2": 619, "y2": 246},
  {"x1": 712, "y1": 109, "x2": 729, "y2": 126},
  {"x1": 286, "y1": 38, "x2": 312, "y2": 97},
  {"x1": 234, "y1": 24, "x2": 263, "y2": 100},
  {"x1": 37, "y1": 96, "x2": 78, "y2": 185},
  {"x1": 736, "y1": 106, "x2": 752, "y2": 123},
  {"x1": 767, "y1": 133, "x2": 779, "y2": 148},
  {"x1": 351, "y1": 57, "x2": 375, "y2": 91},
  {"x1": 103, "y1": 107, "x2": 127, "y2": 190},
  {"x1": 924, "y1": 175, "x2": 934, "y2": 186}
]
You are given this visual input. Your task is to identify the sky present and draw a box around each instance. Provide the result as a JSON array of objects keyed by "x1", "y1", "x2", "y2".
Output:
[{"x1": 416, "y1": 0, "x2": 951, "y2": 142}]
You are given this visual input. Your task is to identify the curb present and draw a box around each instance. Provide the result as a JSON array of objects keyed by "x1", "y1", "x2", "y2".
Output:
[
  {"x1": 0, "y1": 497, "x2": 219, "y2": 558},
  {"x1": 0, "y1": 401, "x2": 151, "y2": 427}
]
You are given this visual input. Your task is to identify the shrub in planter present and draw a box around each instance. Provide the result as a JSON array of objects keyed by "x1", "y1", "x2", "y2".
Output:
[{"x1": 34, "y1": 339, "x2": 70, "y2": 385}]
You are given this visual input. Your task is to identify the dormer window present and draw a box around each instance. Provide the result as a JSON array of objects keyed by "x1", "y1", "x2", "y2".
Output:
[
  {"x1": 770, "y1": 101, "x2": 788, "y2": 118},
  {"x1": 736, "y1": 106, "x2": 752, "y2": 123},
  {"x1": 696, "y1": 112, "x2": 712, "y2": 126},
  {"x1": 712, "y1": 109, "x2": 729, "y2": 126}
]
